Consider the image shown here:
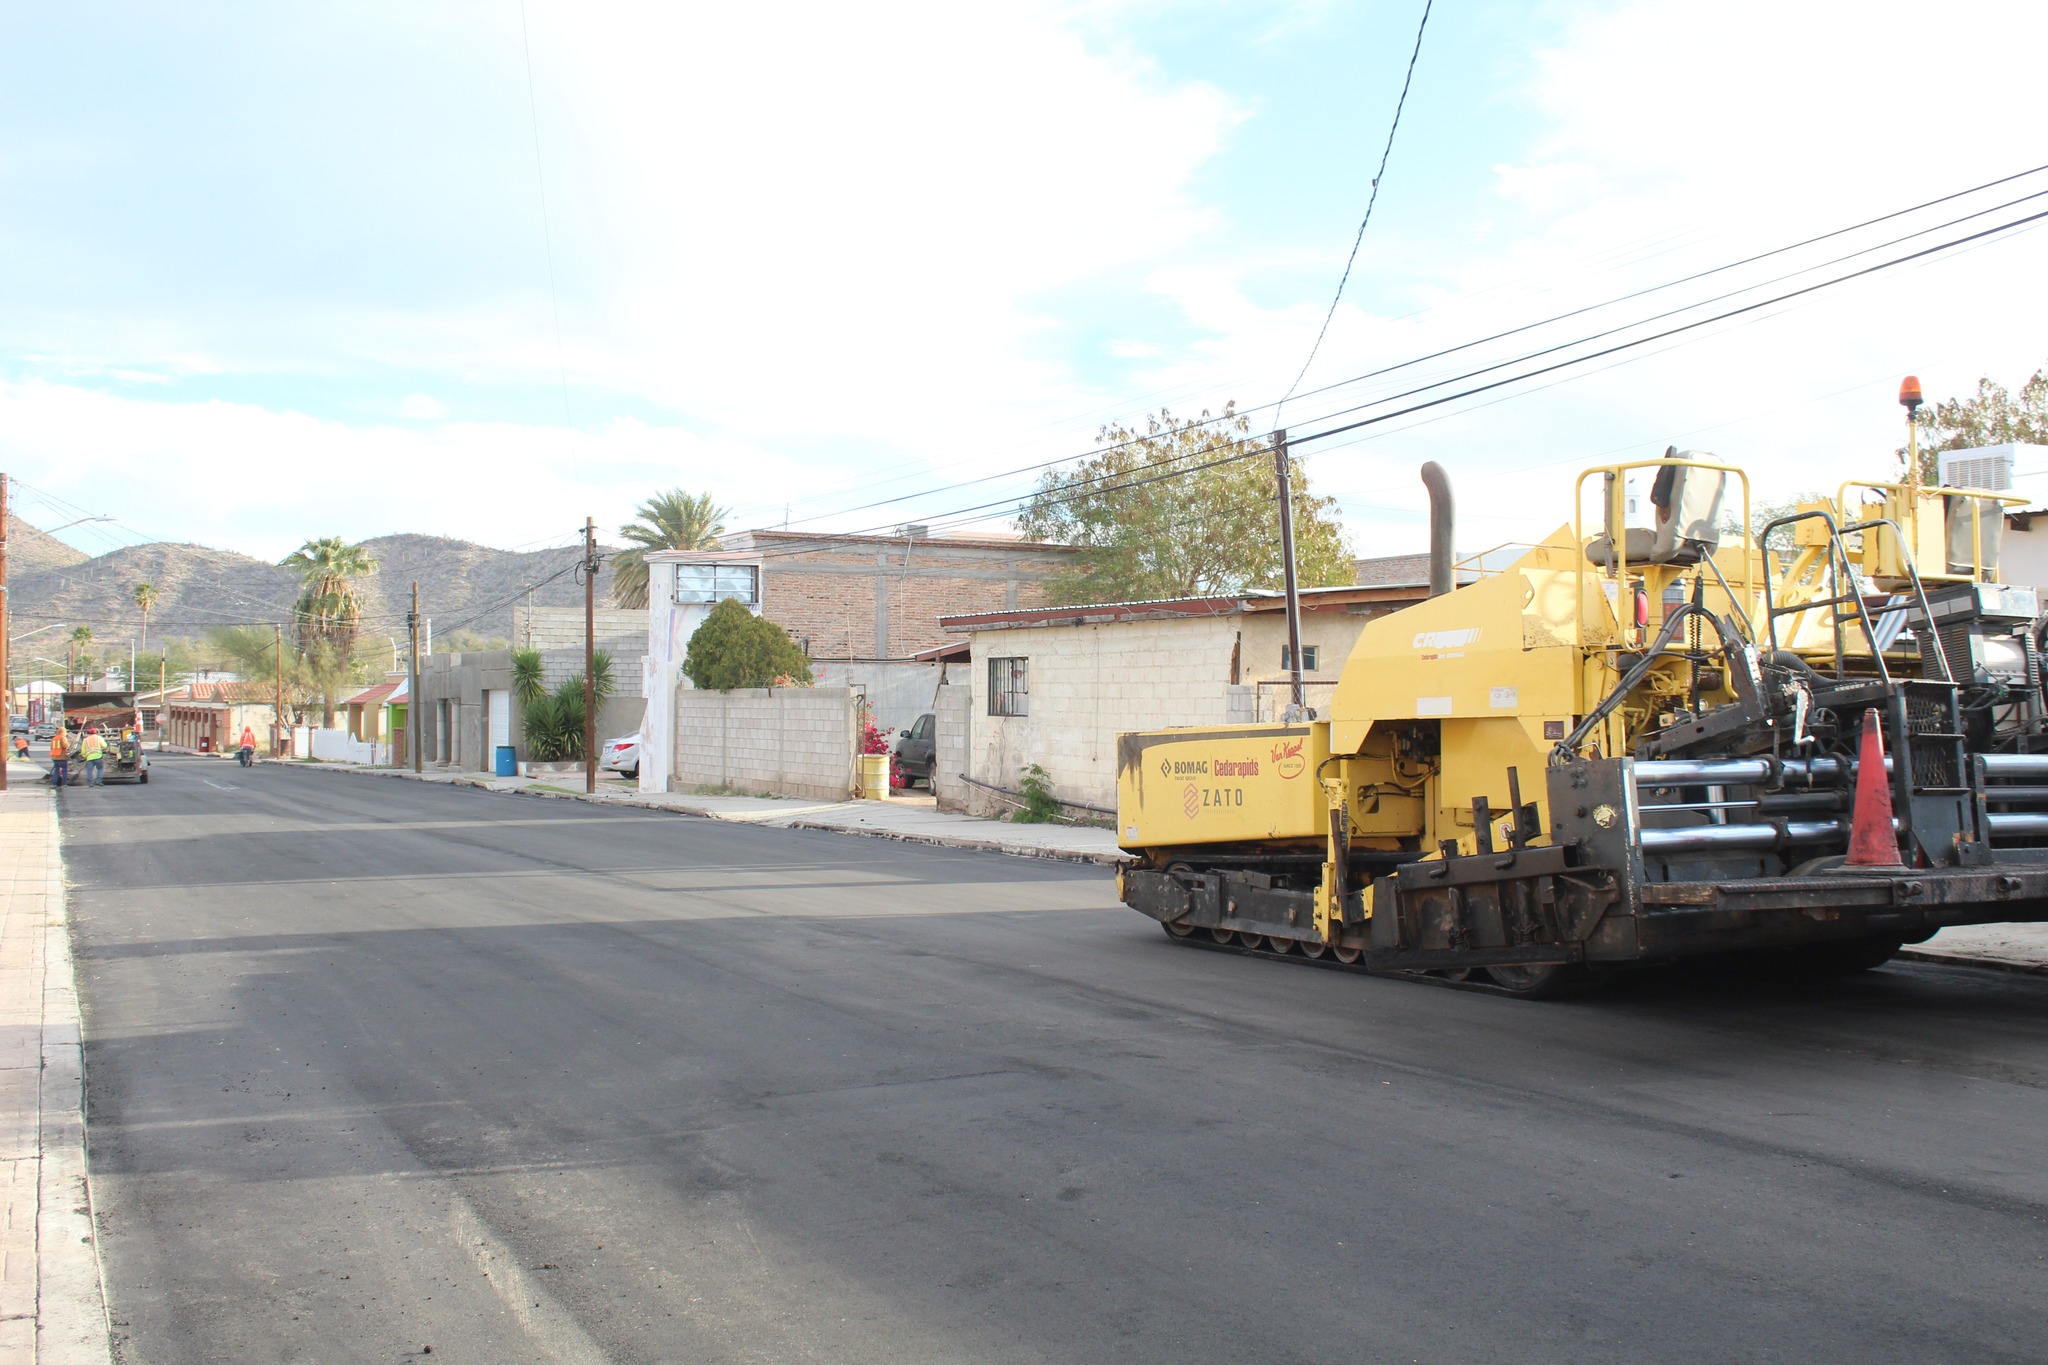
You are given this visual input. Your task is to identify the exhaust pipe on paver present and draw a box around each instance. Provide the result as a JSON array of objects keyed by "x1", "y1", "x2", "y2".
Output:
[{"x1": 1421, "y1": 462, "x2": 1455, "y2": 597}]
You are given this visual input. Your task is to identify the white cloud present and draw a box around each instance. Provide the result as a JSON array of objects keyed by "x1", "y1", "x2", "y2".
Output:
[
  {"x1": 1116, "y1": 0, "x2": 2048, "y2": 556},
  {"x1": 0, "y1": 380, "x2": 804, "y2": 561},
  {"x1": 398, "y1": 393, "x2": 446, "y2": 420}
]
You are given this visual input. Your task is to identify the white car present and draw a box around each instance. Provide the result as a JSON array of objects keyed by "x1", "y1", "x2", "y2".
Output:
[{"x1": 600, "y1": 733, "x2": 641, "y2": 779}]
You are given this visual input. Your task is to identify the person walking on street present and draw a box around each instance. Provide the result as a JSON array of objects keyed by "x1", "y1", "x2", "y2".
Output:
[
  {"x1": 48, "y1": 725, "x2": 70, "y2": 789},
  {"x1": 81, "y1": 726, "x2": 107, "y2": 787},
  {"x1": 11, "y1": 733, "x2": 27, "y2": 765}
]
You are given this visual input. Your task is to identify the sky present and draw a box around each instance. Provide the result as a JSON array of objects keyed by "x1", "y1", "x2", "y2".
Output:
[{"x1": 2, "y1": 0, "x2": 2046, "y2": 565}]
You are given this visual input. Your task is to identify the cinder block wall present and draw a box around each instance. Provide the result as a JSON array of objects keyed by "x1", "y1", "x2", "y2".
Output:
[
  {"x1": 674, "y1": 686, "x2": 856, "y2": 801},
  {"x1": 933, "y1": 682, "x2": 970, "y2": 812},
  {"x1": 539, "y1": 646, "x2": 646, "y2": 698},
  {"x1": 514, "y1": 605, "x2": 646, "y2": 654}
]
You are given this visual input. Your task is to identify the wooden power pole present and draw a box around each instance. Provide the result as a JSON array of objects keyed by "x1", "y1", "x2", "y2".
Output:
[
  {"x1": 583, "y1": 517, "x2": 597, "y2": 794},
  {"x1": 1272, "y1": 430, "x2": 1307, "y2": 718},
  {"x1": 0, "y1": 472, "x2": 9, "y2": 793},
  {"x1": 273, "y1": 623, "x2": 284, "y2": 756},
  {"x1": 408, "y1": 580, "x2": 422, "y2": 774}
]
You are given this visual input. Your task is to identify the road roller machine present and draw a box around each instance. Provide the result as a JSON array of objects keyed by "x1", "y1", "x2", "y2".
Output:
[{"x1": 1116, "y1": 392, "x2": 2048, "y2": 994}]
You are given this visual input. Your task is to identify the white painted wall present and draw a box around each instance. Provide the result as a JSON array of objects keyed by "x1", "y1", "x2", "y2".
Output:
[
  {"x1": 959, "y1": 608, "x2": 1383, "y2": 815},
  {"x1": 639, "y1": 553, "x2": 764, "y2": 794}
]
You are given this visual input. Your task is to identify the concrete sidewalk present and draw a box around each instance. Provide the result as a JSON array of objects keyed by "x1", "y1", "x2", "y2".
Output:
[
  {"x1": 1903, "y1": 924, "x2": 2048, "y2": 973},
  {"x1": 0, "y1": 763, "x2": 113, "y2": 1363},
  {"x1": 280, "y1": 755, "x2": 1131, "y2": 865}
]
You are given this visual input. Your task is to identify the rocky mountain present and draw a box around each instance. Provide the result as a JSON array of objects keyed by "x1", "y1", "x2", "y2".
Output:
[
  {"x1": 9, "y1": 526, "x2": 623, "y2": 650},
  {"x1": 7, "y1": 514, "x2": 89, "y2": 575}
]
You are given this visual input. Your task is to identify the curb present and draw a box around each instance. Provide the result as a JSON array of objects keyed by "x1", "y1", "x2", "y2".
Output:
[
  {"x1": 1899, "y1": 947, "x2": 2048, "y2": 976},
  {"x1": 274, "y1": 758, "x2": 1131, "y2": 868},
  {"x1": 11, "y1": 778, "x2": 117, "y2": 1363}
]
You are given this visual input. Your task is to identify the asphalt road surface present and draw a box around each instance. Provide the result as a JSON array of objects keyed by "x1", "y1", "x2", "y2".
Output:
[{"x1": 59, "y1": 754, "x2": 2048, "y2": 1363}]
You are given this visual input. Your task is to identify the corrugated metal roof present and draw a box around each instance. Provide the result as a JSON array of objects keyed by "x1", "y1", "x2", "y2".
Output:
[{"x1": 939, "y1": 582, "x2": 1424, "y2": 632}]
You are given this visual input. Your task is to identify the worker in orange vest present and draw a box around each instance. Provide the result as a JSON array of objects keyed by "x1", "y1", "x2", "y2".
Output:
[{"x1": 47, "y1": 726, "x2": 70, "y2": 788}]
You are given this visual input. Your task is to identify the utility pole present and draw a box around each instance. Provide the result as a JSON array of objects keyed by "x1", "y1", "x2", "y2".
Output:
[
  {"x1": 157, "y1": 651, "x2": 166, "y2": 753},
  {"x1": 1272, "y1": 430, "x2": 1307, "y2": 718},
  {"x1": 0, "y1": 471, "x2": 10, "y2": 793},
  {"x1": 408, "y1": 581, "x2": 422, "y2": 774},
  {"x1": 273, "y1": 623, "x2": 284, "y2": 756},
  {"x1": 583, "y1": 517, "x2": 597, "y2": 794}
]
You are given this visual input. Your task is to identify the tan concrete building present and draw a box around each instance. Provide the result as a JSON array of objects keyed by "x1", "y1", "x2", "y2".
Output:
[{"x1": 935, "y1": 583, "x2": 1428, "y2": 818}]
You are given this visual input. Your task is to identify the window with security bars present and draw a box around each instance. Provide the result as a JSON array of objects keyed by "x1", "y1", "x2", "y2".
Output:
[{"x1": 988, "y1": 657, "x2": 1029, "y2": 716}]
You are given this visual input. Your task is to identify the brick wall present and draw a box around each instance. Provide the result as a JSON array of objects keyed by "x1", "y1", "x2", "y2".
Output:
[
  {"x1": 725, "y1": 532, "x2": 1074, "y2": 661},
  {"x1": 673, "y1": 686, "x2": 857, "y2": 801}
]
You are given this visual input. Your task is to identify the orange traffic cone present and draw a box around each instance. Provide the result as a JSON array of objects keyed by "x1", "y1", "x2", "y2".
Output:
[{"x1": 1845, "y1": 707, "x2": 1904, "y2": 868}]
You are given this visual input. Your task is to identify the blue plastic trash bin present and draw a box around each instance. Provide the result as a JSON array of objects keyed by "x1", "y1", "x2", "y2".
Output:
[{"x1": 495, "y1": 745, "x2": 517, "y2": 777}]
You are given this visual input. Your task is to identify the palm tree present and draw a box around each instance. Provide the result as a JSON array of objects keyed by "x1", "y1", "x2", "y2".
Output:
[
  {"x1": 68, "y1": 626, "x2": 93, "y2": 686},
  {"x1": 280, "y1": 537, "x2": 378, "y2": 665},
  {"x1": 612, "y1": 490, "x2": 728, "y2": 610},
  {"x1": 133, "y1": 582, "x2": 158, "y2": 651}
]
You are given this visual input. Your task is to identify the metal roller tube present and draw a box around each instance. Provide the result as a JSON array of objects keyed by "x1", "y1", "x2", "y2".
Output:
[
  {"x1": 1634, "y1": 759, "x2": 1771, "y2": 785},
  {"x1": 1987, "y1": 812, "x2": 2048, "y2": 838},
  {"x1": 1981, "y1": 754, "x2": 2048, "y2": 780},
  {"x1": 1639, "y1": 820, "x2": 1845, "y2": 854},
  {"x1": 1633, "y1": 756, "x2": 1870, "y2": 788}
]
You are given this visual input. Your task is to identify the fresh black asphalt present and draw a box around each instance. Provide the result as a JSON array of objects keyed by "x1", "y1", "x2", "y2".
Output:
[{"x1": 57, "y1": 754, "x2": 2048, "y2": 1363}]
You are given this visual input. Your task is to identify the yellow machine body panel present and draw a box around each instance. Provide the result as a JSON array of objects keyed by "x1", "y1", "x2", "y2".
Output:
[
  {"x1": 1116, "y1": 723, "x2": 1330, "y2": 849},
  {"x1": 1328, "y1": 528, "x2": 1588, "y2": 757}
]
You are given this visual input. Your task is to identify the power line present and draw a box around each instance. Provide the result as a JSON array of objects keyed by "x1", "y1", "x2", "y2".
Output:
[
  {"x1": 1289, "y1": 205, "x2": 2048, "y2": 448},
  {"x1": 742, "y1": 201, "x2": 2048, "y2": 552},
  {"x1": 1267, "y1": 186, "x2": 2048, "y2": 441},
  {"x1": 762, "y1": 160, "x2": 2048, "y2": 537},
  {"x1": 1277, "y1": 0, "x2": 1433, "y2": 416}
]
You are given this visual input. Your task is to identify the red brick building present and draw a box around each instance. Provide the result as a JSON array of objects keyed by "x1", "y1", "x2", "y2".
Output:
[{"x1": 725, "y1": 529, "x2": 1076, "y2": 661}]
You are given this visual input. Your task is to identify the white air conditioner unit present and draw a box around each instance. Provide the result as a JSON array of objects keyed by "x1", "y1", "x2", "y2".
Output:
[{"x1": 1938, "y1": 444, "x2": 2016, "y2": 492}]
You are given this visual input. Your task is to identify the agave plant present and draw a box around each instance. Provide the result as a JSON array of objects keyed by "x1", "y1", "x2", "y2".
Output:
[
  {"x1": 511, "y1": 648, "x2": 546, "y2": 706},
  {"x1": 517, "y1": 652, "x2": 616, "y2": 761}
]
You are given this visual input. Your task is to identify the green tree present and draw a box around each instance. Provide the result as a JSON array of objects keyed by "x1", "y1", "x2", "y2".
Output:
[
  {"x1": 612, "y1": 490, "x2": 729, "y2": 610},
  {"x1": 132, "y1": 582, "x2": 158, "y2": 651},
  {"x1": 200, "y1": 626, "x2": 335, "y2": 732},
  {"x1": 1905, "y1": 366, "x2": 2048, "y2": 481},
  {"x1": 1016, "y1": 404, "x2": 1352, "y2": 605},
  {"x1": 682, "y1": 598, "x2": 812, "y2": 690},
  {"x1": 280, "y1": 537, "x2": 378, "y2": 668}
]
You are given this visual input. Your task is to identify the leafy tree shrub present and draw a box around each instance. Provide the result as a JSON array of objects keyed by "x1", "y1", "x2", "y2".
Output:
[
  {"x1": 1012, "y1": 763, "x2": 1062, "y2": 823},
  {"x1": 682, "y1": 599, "x2": 813, "y2": 690}
]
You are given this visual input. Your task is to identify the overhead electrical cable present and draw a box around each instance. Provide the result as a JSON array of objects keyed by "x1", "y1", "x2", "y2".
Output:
[
  {"x1": 1261, "y1": 187, "x2": 2048, "y2": 439},
  {"x1": 1277, "y1": 0, "x2": 1433, "y2": 417},
  {"x1": 731, "y1": 203, "x2": 2048, "y2": 555},
  {"x1": 760, "y1": 161, "x2": 2048, "y2": 536},
  {"x1": 1288, "y1": 206, "x2": 2048, "y2": 448}
]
